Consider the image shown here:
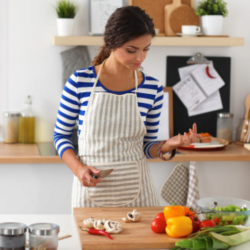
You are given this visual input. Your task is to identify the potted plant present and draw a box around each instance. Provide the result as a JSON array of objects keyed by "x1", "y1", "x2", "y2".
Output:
[
  {"x1": 54, "y1": 0, "x2": 79, "y2": 36},
  {"x1": 195, "y1": 0, "x2": 228, "y2": 36}
]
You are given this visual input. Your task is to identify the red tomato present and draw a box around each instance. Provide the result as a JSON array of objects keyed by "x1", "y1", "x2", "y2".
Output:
[
  {"x1": 151, "y1": 218, "x2": 166, "y2": 233},
  {"x1": 155, "y1": 212, "x2": 166, "y2": 222},
  {"x1": 189, "y1": 216, "x2": 201, "y2": 233},
  {"x1": 213, "y1": 216, "x2": 221, "y2": 225},
  {"x1": 200, "y1": 220, "x2": 216, "y2": 230}
]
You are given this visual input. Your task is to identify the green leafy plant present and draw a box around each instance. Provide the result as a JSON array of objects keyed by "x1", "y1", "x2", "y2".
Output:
[
  {"x1": 54, "y1": 0, "x2": 78, "y2": 18},
  {"x1": 195, "y1": 0, "x2": 228, "y2": 17}
]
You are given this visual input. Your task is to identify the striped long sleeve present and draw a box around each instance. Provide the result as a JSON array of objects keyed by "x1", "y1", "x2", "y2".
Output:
[
  {"x1": 54, "y1": 66, "x2": 164, "y2": 159},
  {"x1": 143, "y1": 82, "x2": 164, "y2": 159}
]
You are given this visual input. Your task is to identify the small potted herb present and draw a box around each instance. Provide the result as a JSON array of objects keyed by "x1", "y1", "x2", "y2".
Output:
[
  {"x1": 195, "y1": 0, "x2": 228, "y2": 36},
  {"x1": 54, "y1": 0, "x2": 79, "y2": 36}
]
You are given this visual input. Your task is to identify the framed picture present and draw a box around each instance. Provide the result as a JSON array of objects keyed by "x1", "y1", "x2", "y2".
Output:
[
  {"x1": 89, "y1": 0, "x2": 123, "y2": 35},
  {"x1": 157, "y1": 87, "x2": 174, "y2": 140}
]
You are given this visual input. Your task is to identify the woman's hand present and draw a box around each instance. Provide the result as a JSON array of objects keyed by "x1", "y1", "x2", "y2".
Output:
[
  {"x1": 76, "y1": 165, "x2": 102, "y2": 187},
  {"x1": 161, "y1": 123, "x2": 199, "y2": 153},
  {"x1": 61, "y1": 149, "x2": 102, "y2": 187}
]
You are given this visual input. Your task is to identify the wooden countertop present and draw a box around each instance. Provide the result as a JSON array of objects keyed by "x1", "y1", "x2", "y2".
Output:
[
  {"x1": 0, "y1": 142, "x2": 250, "y2": 164},
  {"x1": 0, "y1": 142, "x2": 63, "y2": 163},
  {"x1": 74, "y1": 206, "x2": 177, "y2": 250}
]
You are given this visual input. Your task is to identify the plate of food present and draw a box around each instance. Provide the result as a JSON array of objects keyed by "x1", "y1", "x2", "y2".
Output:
[{"x1": 178, "y1": 133, "x2": 229, "y2": 151}]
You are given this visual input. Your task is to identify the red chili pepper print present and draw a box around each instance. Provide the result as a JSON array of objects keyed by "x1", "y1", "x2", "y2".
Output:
[
  {"x1": 206, "y1": 66, "x2": 216, "y2": 79},
  {"x1": 79, "y1": 227, "x2": 113, "y2": 239}
]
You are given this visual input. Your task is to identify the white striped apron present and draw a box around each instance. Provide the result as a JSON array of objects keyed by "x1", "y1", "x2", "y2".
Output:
[{"x1": 72, "y1": 61, "x2": 159, "y2": 207}]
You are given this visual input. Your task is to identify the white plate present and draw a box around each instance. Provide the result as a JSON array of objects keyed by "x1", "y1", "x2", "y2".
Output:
[
  {"x1": 176, "y1": 33, "x2": 203, "y2": 37},
  {"x1": 178, "y1": 137, "x2": 229, "y2": 150}
]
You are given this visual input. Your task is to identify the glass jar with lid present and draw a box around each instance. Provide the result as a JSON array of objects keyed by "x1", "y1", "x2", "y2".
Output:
[
  {"x1": 3, "y1": 112, "x2": 21, "y2": 143},
  {"x1": 28, "y1": 223, "x2": 60, "y2": 250},
  {"x1": 216, "y1": 112, "x2": 234, "y2": 143},
  {"x1": 0, "y1": 222, "x2": 27, "y2": 250}
]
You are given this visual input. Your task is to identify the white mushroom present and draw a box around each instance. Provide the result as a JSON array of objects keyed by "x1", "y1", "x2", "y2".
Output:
[
  {"x1": 104, "y1": 220, "x2": 123, "y2": 234},
  {"x1": 83, "y1": 217, "x2": 96, "y2": 228},
  {"x1": 122, "y1": 217, "x2": 130, "y2": 223},
  {"x1": 127, "y1": 209, "x2": 142, "y2": 222},
  {"x1": 93, "y1": 219, "x2": 106, "y2": 230}
]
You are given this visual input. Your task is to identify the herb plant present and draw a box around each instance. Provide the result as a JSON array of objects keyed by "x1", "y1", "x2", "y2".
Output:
[
  {"x1": 195, "y1": 0, "x2": 228, "y2": 17},
  {"x1": 54, "y1": 0, "x2": 78, "y2": 18}
]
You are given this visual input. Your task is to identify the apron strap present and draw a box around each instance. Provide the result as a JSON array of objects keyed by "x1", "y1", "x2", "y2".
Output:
[
  {"x1": 87, "y1": 60, "x2": 106, "y2": 109},
  {"x1": 134, "y1": 70, "x2": 138, "y2": 92}
]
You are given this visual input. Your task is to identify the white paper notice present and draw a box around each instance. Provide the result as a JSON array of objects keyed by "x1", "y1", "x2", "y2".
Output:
[
  {"x1": 158, "y1": 92, "x2": 170, "y2": 140},
  {"x1": 173, "y1": 75, "x2": 207, "y2": 111},
  {"x1": 178, "y1": 64, "x2": 202, "y2": 79},
  {"x1": 188, "y1": 91, "x2": 223, "y2": 116},
  {"x1": 191, "y1": 64, "x2": 225, "y2": 96},
  {"x1": 178, "y1": 63, "x2": 223, "y2": 117}
]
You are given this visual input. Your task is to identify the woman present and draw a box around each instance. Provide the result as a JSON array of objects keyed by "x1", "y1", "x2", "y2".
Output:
[{"x1": 54, "y1": 6, "x2": 198, "y2": 208}]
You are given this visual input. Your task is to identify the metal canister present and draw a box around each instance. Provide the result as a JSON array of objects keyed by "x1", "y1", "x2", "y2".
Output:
[
  {"x1": 0, "y1": 222, "x2": 27, "y2": 250},
  {"x1": 216, "y1": 113, "x2": 234, "y2": 143},
  {"x1": 28, "y1": 223, "x2": 60, "y2": 250},
  {"x1": 3, "y1": 112, "x2": 21, "y2": 143}
]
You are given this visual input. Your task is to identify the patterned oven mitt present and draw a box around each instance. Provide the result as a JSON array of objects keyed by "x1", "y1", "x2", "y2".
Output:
[
  {"x1": 160, "y1": 163, "x2": 189, "y2": 206},
  {"x1": 186, "y1": 161, "x2": 200, "y2": 211}
]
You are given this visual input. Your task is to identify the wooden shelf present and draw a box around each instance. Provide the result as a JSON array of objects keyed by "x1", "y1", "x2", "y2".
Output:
[
  {"x1": 148, "y1": 144, "x2": 250, "y2": 162},
  {"x1": 52, "y1": 36, "x2": 244, "y2": 47},
  {"x1": 0, "y1": 142, "x2": 250, "y2": 163}
]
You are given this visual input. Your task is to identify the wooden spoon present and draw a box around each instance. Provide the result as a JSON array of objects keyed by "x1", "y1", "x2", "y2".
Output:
[{"x1": 240, "y1": 94, "x2": 250, "y2": 142}]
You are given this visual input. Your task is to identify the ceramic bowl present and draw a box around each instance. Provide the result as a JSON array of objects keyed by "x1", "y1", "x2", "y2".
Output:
[{"x1": 196, "y1": 196, "x2": 250, "y2": 226}]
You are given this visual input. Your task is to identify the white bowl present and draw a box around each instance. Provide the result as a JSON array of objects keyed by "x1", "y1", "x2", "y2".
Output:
[{"x1": 196, "y1": 196, "x2": 250, "y2": 225}]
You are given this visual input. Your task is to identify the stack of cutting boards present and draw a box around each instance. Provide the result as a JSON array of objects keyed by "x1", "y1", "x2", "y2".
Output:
[{"x1": 129, "y1": 0, "x2": 200, "y2": 36}]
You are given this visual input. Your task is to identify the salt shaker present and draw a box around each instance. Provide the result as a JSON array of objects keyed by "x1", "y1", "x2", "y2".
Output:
[{"x1": 216, "y1": 113, "x2": 234, "y2": 143}]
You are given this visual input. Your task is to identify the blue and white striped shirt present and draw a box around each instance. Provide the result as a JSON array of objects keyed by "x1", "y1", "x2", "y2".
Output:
[{"x1": 54, "y1": 66, "x2": 164, "y2": 158}]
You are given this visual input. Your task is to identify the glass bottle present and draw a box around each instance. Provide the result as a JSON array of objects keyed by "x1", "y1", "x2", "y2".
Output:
[{"x1": 19, "y1": 95, "x2": 35, "y2": 143}]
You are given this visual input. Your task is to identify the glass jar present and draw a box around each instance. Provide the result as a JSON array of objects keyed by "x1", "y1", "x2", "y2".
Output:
[
  {"x1": 28, "y1": 223, "x2": 60, "y2": 250},
  {"x1": 0, "y1": 222, "x2": 27, "y2": 250},
  {"x1": 216, "y1": 113, "x2": 234, "y2": 143},
  {"x1": 3, "y1": 112, "x2": 21, "y2": 143}
]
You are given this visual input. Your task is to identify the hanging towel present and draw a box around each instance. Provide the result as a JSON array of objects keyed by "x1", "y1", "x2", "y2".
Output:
[
  {"x1": 60, "y1": 46, "x2": 91, "y2": 87},
  {"x1": 160, "y1": 163, "x2": 189, "y2": 206},
  {"x1": 186, "y1": 161, "x2": 200, "y2": 211}
]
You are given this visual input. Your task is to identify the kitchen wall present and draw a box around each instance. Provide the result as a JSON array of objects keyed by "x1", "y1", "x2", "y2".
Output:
[{"x1": 1, "y1": 0, "x2": 250, "y2": 214}]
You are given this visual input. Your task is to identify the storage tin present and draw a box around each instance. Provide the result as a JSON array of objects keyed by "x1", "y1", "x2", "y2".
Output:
[
  {"x1": 0, "y1": 222, "x2": 27, "y2": 250},
  {"x1": 28, "y1": 223, "x2": 60, "y2": 250}
]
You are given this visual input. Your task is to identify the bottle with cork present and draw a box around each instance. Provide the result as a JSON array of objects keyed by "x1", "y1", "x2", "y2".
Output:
[{"x1": 19, "y1": 95, "x2": 35, "y2": 143}]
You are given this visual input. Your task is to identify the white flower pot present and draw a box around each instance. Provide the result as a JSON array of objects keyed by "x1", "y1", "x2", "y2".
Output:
[
  {"x1": 57, "y1": 18, "x2": 75, "y2": 36},
  {"x1": 201, "y1": 15, "x2": 224, "y2": 36}
]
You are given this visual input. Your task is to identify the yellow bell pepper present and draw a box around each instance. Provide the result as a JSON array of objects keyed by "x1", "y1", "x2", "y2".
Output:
[
  {"x1": 166, "y1": 216, "x2": 193, "y2": 238},
  {"x1": 163, "y1": 205, "x2": 186, "y2": 221}
]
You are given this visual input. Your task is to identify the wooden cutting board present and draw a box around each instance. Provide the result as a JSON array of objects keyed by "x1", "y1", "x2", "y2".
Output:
[
  {"x1": 165, "y1": 0, "x2": 199, "y2": 36},
  {"x1": 164, "y1": 0, "x2": 184, "y2": 36},
  {"x1": 74, "y1": 207, "x2": 180, "y2": 250},
  {"x1": 129, "y1": 0, "x2": 193, "y2": 34},
  {"x1": 170, "y1": 5, "x2": 200, "y2": 34}
]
